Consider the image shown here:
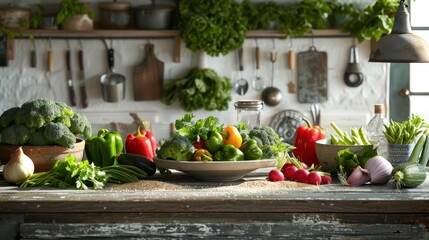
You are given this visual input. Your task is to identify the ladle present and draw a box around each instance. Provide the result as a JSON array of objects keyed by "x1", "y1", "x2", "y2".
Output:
[
  {"x1": 261, "y1": 51, "x2": 282, "y2": 106},
  {"x1": 234, "y1": 47, "x2": 249, "y2": 95}
]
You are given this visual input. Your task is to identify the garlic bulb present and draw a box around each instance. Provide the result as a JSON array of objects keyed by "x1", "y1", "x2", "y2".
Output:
[{"x1": 3, "y1": 147, "x2": 35, "y2": 184}]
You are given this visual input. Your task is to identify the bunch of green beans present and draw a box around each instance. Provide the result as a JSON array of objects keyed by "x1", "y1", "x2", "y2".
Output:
[
  {"x1": 330, "y1": 122, "x2": 371, "y2": 145},
  {"x1": 101, "y1": 164, "x2": 148, "y2": 184},
  {"x1": 383, "y1": 114, "x2": 426, "y2": 144}
]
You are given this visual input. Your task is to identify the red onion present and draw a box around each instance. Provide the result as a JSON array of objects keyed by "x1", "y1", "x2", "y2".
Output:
[
  {"x1": 364, "y1": 156, "x2": 393, "y2": 185},
  {"x1": 347, "y1": 166, "x2": 370, "y2": 186}
]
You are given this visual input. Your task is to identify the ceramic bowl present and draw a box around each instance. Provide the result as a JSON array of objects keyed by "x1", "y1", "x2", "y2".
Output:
[
  {"x1": 315, "y1": 139, "x2": 378, "y2": 172},
  {"x1": 0, "y1": 138, "x2": 85, "y2": 172}
]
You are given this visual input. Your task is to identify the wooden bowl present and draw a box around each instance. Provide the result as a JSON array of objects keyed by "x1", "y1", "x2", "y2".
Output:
[{"x1": 0, "y1": 138, "x2": 85, "y2": 172}]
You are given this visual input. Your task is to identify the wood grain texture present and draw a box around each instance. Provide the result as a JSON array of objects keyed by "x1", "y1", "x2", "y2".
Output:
[
  {"x1": 133, "y1": 43, "x2": 164, "y2": 101},
  {"x1": 1, "y1": 169, "x2": 429, "y2": 238}
]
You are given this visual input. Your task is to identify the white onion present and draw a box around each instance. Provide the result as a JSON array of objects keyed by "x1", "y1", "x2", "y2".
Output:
[
  {"x1": 364, "y1": 156, "x2": 393, "y2": 185},
  {"x1": 347, "y1": 166, "x2": 370, "y2": 186},
  {"x1": 3, "y1": 147, "x2": 35, "y2": 184}
]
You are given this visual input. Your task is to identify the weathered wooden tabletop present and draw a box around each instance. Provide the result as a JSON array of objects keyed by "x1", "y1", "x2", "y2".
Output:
[{"x1": 0, "y1": 168, "x2": 428, "y2": 239}]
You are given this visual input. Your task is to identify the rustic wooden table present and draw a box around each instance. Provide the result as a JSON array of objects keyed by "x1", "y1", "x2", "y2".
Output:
[{"x1": 0, "y1": 168, "x2": 428, "y2": 239}]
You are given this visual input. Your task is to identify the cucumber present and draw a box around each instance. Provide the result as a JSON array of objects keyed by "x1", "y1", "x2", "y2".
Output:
[
  {"x1": 391, "y1": 162, "x2": 426, "y2": 189},
  {"x1": 407, "y1": 134, "x2": 426, "y2": 164},
  {"x1": 419, "y1": 134, "x2": 429, "y2": 166},
  {"x1": 116, "y1": 153, "x2": 157, "y2": 176}
]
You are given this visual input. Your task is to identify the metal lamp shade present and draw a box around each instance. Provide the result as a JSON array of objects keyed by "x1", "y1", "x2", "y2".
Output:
[{"x1": 369, "y1": 2, "x2": 429, "y2": 63}]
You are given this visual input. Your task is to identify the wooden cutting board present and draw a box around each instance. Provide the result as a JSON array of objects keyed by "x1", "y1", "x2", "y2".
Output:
[
  {"x1": 133, "y1": 43, "x2": 164, "y2": 101},
  {"x1": 297, "y1": 46, "x2": 328, "y2": 103}
]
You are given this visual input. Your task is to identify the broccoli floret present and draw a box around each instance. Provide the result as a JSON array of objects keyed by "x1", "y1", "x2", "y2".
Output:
[
  {"x1": 56, "y1": 102, "x2": 74, "y2": 118},
  {"x1": 248, "y1": 126, "x2": 293, "y2": 158},
  {"x1": 43, "y1": 122, "x2": 76, "y2": 148},
  {"x1": 15, "y1": 99, "x2": 62, "y2": 129},
  {"x1": 0, "y1": 124, "x2": 31, "y2": 145},
  {"x1": 156, "y1": 136, "x2": 195, "y2": 161},
  {"x1": 248, "y1": 126, "x2": 278, "y2": 146},
  {"x1": 28, "y1": 127, "x2": 53, "y2": 146},
  {"x1": 54, "y1": 115, "x2": 72, "y2": 128},
  {"x1": 69, "y1": 112, "x2": 93, "y2": 139},
  {"x1": 57, "y1": 130, "x2": 77, "y2": 149},
  {"x1": 0, "y1": 107, "x2": 20, "y2": 129}
]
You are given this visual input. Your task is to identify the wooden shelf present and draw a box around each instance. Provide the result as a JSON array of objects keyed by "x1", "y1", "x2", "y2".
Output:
[
  {"x1": 20, "y1": 29, "x2": 350, "y2": 39},
  {"x1": 15, "y1": 29, "x2": 351, "y2": 63}
]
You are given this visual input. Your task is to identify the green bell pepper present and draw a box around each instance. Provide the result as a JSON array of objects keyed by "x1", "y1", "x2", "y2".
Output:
[
  {"x1": 239, "y1": 139, "x2": 263, "y2": 160},
  {"x1": 213, "y1": 144, "x2": 244, "y2": 161},
  {"x1": 204, "y1": 131, "x2": 224, "y2": 154},
  {"x1": 85, "y1": 129, "x2": 124, "y2": 167}
]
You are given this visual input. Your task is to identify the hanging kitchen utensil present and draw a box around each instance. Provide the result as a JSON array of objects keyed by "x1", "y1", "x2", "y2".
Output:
[
  {"x1": 286, "y1": 38, "x2": 296, "y2": 93},
  {"x1": 261, "y1": 50, "x2": 282, "y2": 106},
  {"x1": 47, "y1": 38, "x2": 54, "y2": 72},
  {"x1": 30, "y1": 39, "x2": 36, "y2": 68},
  {"x1": 344, "y1": 45, "x2": 364, "y2": 87},
  {"x1": 297, "y1": 42, "x2": 327, "y2": 103},
  {"x1": 252, "y1": 40, "x2": 264, "y2": 91},
  {"x1": 65, "y1": 40, "x2": 76, "y2": 107},
  {"x1": 100, "y1": 39, "x2": 126, "y2": 102},
  {"x1": 234, "y1": 47, "x2": 249, "y2": 95},
  {"x1": 0, "y1": 35, "x2": 8, "y2": 67},
  {"x1": 133, "y1": 42, "x2": 164, "y2": 100},
  {"x1": 78, "y1": 40, "x2": 88, "y2": 108},
  {"x1": 310, "y1": 103, "x2": 321, "y2": 126}
]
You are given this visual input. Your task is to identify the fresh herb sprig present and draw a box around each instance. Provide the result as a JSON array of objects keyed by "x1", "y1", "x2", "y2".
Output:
[
  {"x1": 383, "y1": 114, "x2": 426, "y2": 144},
  {"x1": 20, "y1": 154, "x2": 108, "y2": 190}
]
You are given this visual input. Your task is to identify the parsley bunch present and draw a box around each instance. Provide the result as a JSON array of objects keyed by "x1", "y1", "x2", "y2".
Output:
[{"x1": 20, "y1": 154, "x2": 108, "y2": 190}]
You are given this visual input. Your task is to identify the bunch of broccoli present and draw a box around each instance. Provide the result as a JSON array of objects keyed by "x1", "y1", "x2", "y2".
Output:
[{"x1": 0, "y1": 99, "x2": 92, "y2": 148}]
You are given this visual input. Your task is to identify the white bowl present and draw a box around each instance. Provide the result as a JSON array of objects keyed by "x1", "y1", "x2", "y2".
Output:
[{"x1": 315, "y1": 139, "x2": 378, "y2": 172}]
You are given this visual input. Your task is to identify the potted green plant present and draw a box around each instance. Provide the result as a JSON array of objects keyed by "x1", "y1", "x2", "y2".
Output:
[
  {"x1": 253, "y1": 1, "x2": 288, "y2": 30},
  {"x1": 383, "y1": 114, "x2": 427, "y2": 167},
  {"x1": 178, "y1": 0, "x2": 247, "y2": 57},
  {"x1": 279, "y1": 0, "x2": 331, "y2": 37},
  {"x1": 56, "y1": 0, "x2": 94, "y2": 31}
]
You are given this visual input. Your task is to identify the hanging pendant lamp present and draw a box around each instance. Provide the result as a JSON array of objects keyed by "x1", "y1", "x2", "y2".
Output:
[{"x1": 369, "y1": 0, "x2": 429, "y2": 63}]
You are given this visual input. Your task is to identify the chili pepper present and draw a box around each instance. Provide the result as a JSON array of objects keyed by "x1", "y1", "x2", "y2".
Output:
[
  {"x1": 126, "y1": 124, "x2": 154, "y2": 160},
  {"x1": 191, "y1": 149, "x2": 213, "y2": 161},
  {"x1": 222, "y1": 125, "x2": 242, "y2": 148},
  {"x1": 204, "y1": 131, "x2": 224, "y2": 154},
  {"x1": 213, "y1": 144, "x2": 244, "y2": 161},
  {"x1": 293, "y1": 118, "x2": 326, "y2": 167},
  {"x1": 239, "y1": 139, "x2": 263, "y2": 160},
  {"x1": 85, "y1": 128, "x2": 123, "y2": 167}
]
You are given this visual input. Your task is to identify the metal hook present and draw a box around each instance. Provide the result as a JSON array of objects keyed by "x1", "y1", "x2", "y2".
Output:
[
  {"x1": 66, "y1": 39, "x2": 71, "y2": 50},
  {"x1": 311, "y1": 31, "x2": 315, "y2": 47},
  {"x1": 48, "y1": 38, "x2": 52, "y2": 50},
  {"x1": 79, "y1": 39, "x2": 83, "y2": 50}
]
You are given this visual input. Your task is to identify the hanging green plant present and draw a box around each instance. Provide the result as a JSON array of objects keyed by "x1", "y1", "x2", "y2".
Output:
[
  {"x1": 341, "y1": 0, "x2": 398, "y2": 42},
  {"x1": 178, "y1": 0, "x2": 247, "y2": 57}
]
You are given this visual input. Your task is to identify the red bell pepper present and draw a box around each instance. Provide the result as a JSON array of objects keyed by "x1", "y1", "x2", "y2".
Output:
[
  {"x1": 125, "y1": 125, "x2": 155, "y2": 160},
  {"x1": 140, "y1": 129, "x2": 157, "y2": 156},
  {"x1": 293, "y1": 118, "x2": 326, "y2": 167}
]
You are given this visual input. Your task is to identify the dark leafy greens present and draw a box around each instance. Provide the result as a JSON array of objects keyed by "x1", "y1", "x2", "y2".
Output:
[
  {"x1": 179, "y1": 0, "x2": 247, "y2": 56},
  {"x1": 336, "y1": 146, "x2": 378, "y2": 178},
  {"x1": 162, "y1": 68, "x2": 232, "y2": 111},
  {"x1": 173, "y1": 113, "x2": 223, "y2": 143}
]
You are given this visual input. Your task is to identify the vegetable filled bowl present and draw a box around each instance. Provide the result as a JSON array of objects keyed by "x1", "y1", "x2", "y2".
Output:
[
  {"x1": 0, "y1": 138, "x2": 85, "y2": 172},
  {"x1": 315, "y1": 139, "x2": 378, "y2": 172},
  {"x1": 154, "y1": 157, "x2": 277, "y2": 181}
]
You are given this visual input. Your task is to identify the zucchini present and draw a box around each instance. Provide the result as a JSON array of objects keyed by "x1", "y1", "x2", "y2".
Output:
[
  {"x1": 419, "y1": 134, "x2": 429, "y2": 166},
  {"x1": 407, "y1": 134, "x2": 426, "y2": 164},
  {"x1": 116, "y1": 153, "x2": 157, "y2": 176},
  {"x1": 390, "y1": 162, "x2": 426, "y2": 189}
]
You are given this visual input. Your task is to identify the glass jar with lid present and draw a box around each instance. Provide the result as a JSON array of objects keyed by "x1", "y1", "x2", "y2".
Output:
[{"x1": 234, "y1": 100, "x2": 264, "y2": 130}]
